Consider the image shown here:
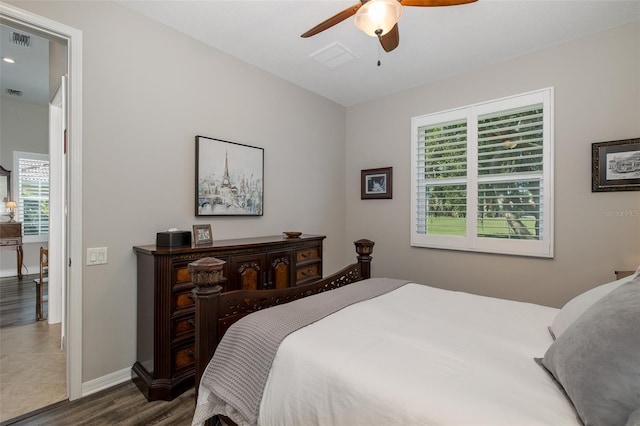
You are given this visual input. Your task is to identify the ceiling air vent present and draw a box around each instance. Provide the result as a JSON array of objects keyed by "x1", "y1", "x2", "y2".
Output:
[
  {"x1": 309, "y1": 42, "x2": 358, "y2": 70},
  {"x1": 6, "y1": 89, "x2": 23, "y2": 97},
  {"x1": 11, "y1": 31, "x2": 31, "y2": 47}
]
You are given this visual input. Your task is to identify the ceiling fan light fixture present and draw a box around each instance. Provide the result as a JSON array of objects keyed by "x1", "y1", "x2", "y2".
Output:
[{"x1": 354, "y1": 0, "x2": 403, "y2": 37}]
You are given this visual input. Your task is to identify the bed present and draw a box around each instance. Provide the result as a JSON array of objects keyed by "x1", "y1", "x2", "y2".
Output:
[{"x1": 190, "y1": 240, "x2": 640, "y2": 426}]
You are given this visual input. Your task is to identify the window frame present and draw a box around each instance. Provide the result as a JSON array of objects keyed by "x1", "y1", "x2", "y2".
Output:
[
  {"x1": 411, "y1": 88, "x2": 554, "y2": 258},
  {"x1": 13, "y1": 151, "x2": 50, "y2": 244}
]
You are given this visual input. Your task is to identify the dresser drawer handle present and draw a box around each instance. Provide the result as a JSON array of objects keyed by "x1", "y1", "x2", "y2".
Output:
[
  {"x1": 188, "y1": 350, "x2": 195, "y2": 358},
  {"x1": 187, "y1": 319, "x2": 195, "y2": 326},
  {"x1": 300, "y1": 269, "x2": 310, "y2": 277}
]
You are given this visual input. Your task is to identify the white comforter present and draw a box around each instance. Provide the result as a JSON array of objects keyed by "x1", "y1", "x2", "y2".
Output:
[{"x1": 257, "y1": 283, "x2": 578, "y2": 426}]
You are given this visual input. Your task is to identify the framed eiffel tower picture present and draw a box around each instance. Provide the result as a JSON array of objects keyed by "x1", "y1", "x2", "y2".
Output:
[{"x1": 196, "y1": 136, "x2": 264, "y2": 216}]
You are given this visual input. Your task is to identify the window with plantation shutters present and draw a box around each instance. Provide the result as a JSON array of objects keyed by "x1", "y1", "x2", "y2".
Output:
[
  {"x1": 411, "y1": 88, "x2": 554, "y2": 257},
  {"x1": 14, "y1": 151, "x2": 49, "y2": 242}
]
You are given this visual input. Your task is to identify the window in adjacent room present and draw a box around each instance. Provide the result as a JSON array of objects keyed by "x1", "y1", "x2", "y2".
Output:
[
  {"x1": 14, "y1": 151, "x2": 49, "y2": 243},
  {"x1": 411, "y1": 88, "x2": 554, "y2": 257}
]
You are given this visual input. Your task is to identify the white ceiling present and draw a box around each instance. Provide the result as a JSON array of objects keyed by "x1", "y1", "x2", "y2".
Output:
[
  {"x1": 2, "y1": 1, "x2": 639, "y2": 107},
  {"x1": 118, "y1": 0, "x2": 640, "y2": 106},
  {"x1": 0, "y1": 23, "x2": 49, "y2": 105}
]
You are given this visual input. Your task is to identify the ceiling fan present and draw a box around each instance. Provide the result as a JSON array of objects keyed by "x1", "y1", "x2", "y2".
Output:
[{"x1": 301, "y1": 0, "x2": 478, "y2": 53}]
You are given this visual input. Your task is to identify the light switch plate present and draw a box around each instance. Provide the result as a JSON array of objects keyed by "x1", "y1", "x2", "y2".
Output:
[{"x1": 87, "y1": 247, "x2": 108, "y2": 265}]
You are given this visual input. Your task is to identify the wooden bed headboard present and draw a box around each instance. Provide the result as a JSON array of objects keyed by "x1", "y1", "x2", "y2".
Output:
[{"x1": 191, "y1": 238, "x2": 375, "y2": 393}]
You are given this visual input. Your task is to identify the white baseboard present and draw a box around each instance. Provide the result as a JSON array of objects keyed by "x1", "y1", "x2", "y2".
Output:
[
  {"x1": 81, "y1": 367, "x2": 131, "y2": 397},
  {"x1": 0, "y1": 265, "x2": 38, "y2": 278},
  {"x1": 0, "y1": 269, "x2": 15, "y2": 278}
]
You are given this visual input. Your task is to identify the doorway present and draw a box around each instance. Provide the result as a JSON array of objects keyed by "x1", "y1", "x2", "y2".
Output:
[
  {"x1": 0, "y1": 0, "x2": 83, "y2": 419},
  {"x1": 0, "y1": 20, "x2": 65, "y2": 422}
]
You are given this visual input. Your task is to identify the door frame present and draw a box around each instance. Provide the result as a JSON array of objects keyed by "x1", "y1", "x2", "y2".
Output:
[
  {"x1": 0, "y1": 2, "x2": 83, "y2": 400},
  {"x1": 49, "y1": 76, "x2": 65, "y2": 327}
]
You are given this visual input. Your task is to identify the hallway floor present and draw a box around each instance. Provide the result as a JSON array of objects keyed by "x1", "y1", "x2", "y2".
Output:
[{"x1": 0, "y1": 321, "x2": 66, "y2": 422}]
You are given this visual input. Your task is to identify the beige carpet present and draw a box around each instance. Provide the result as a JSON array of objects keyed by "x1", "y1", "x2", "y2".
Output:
[{"x1": 0, "y1": 321, "x2": 66, "y2": 422}]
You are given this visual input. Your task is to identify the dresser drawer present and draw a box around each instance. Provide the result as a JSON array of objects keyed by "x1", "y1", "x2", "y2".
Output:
[
  {"x1": 172, "y1": 343, "x2": 195, "y2": 372},
  {"x1": 175, "y1": 266, "x2": 192, "y2": 284},
  {"x1": 172, "y1": 312, "x2": 195, "y2": 339},
  {"x1": 173, "y1": 286, "x2": 195, "y2": 311},
  {"x1": 0, "y1": 223, "x2": 21, "y2": 239},
  {"x1": 0, "y1": 238, "x2": 21, "y2": 246},
  {"x1": 174, "y1": 258, "x2": 230, "y2": 287},
  {"x1": 296, "y1": 247, "x2": 320, "y2": 263},
  {"x1": 296, "y1": 263, "x2": 321, "y2": 283}
]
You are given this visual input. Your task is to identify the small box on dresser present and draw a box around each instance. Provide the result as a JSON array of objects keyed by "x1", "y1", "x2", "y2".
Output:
[{"x1": 156, "y1": 230, "x2": 192, "y2": 247}]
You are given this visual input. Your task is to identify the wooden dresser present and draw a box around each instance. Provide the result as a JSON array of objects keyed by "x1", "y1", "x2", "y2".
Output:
[
  {"x1": 0, "y1": 222, "x2": 23, "y2": 279},
  {"x1": 132, "y1": 234, "x2": 325, "y2": 401}
]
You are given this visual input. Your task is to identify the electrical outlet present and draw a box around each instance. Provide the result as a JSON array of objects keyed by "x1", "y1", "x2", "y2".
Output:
[{"x1": 87, "y1": 247, "x2": 108, "y2": 265}]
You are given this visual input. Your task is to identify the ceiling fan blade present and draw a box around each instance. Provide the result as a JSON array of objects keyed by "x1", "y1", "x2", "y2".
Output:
[
  {"x1": 400, "y1": 0, "x2": 477, "y2": 6},
  {"x1": 301, "y1": 3, "x2": 362, "y2": 38},
  {"x1": 379, "y1": 24, "x2": 399, "y2": 52}
]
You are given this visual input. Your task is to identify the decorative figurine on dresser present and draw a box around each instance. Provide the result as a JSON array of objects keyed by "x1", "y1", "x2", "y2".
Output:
[{"x1": 132, "y1": 233, "x2": 325, "y2": 401}]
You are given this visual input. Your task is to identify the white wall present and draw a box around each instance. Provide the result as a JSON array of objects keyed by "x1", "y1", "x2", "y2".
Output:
[
  {"x1": 10, "y1": 1, "x2": 347, "y2": 384},
  {"x1": 346, "y1": 22, "x2": 640, "y2": 308},
  {"x1": 0, "y1": 96, "x2": 48, "y2": 275}
]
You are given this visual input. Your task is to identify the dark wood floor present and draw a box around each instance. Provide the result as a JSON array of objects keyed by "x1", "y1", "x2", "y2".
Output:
[
  {"x1": 0, "y1": 274, "x2": 46, "y2": 328},
  {"x1": 1, "y1": 380, "x2": 195, "y2": 426}
]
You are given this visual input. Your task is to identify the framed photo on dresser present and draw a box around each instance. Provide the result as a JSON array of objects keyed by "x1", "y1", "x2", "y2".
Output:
[{"x1": 193, "y1": 224, "x2": 213, "y2": 245}]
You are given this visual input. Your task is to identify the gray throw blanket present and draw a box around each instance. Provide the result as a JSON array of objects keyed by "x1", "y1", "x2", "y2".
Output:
[{"x1": 192, "y1": 277, "x2": 409, "y2": 426}]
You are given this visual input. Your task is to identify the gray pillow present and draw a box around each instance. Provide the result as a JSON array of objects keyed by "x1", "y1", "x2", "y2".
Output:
[{"x1": 541, "y1": 279, "x2": 640, "y2": 426}]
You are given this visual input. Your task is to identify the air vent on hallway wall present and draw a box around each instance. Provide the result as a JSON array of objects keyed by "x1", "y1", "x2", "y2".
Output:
[
  {"x1": 11, "y1": 31, "x2": 31, "y2": 47},
  {"x1": 6, "y1": 89, "x2": 23, "y2": 97}
]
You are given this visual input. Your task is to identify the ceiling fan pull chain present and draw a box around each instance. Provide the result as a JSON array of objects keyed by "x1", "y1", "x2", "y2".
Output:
[{"x1": 377, "y1": 39, "x2": 382, "y2": 66}]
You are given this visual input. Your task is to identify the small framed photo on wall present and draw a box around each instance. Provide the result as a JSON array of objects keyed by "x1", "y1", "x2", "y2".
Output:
[
  {"x1": 193, "y1": 224, "x2": 213, "y2": 245},
  {"x1": 592, "y1": 138, "x2": 640, "y2": 192},
  {"x1": 361, "y1": 167, "x2": 393, "y2": 199}
]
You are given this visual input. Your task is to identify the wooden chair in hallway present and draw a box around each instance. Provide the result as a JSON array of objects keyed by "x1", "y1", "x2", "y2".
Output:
[{"x1": 33, "y1": 247, "x2": 48, "y2": 321}]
